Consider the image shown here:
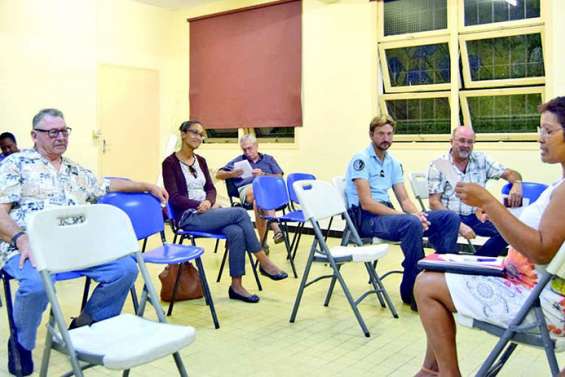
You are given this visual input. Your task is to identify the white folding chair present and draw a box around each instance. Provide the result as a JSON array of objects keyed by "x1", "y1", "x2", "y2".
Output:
[
  {"x1": 289, "y1": 180, "x2": 398, "y2": 338},
  {"x1": 456, "y1": 241, "x2": 565, "y2": 376},
  {"x1": 409, "y1": 171, "x2": 486, "y2": 254},
  {"x1": 27, "y1": 204, "x2": 195, "y2": 377},
  {"x1": 331, "y1": 176, "x2": 402, "y2": 280}
]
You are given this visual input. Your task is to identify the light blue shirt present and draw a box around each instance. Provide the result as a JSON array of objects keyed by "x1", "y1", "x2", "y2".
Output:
[{"x1": 345, "y1": 144, "x2": 404, "y2": 207}]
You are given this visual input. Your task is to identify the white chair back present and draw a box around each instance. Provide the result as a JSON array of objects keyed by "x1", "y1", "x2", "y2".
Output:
[
  {"x1": 332, "y1": 176, "x2": 348, "y2": 205},
  {"x1": 545, "y1": 241, "x2": 565, "y2": 279},
  {"x1": 409, "y1": 172, "x2": 428, "y2": 200},
  {"x1": 27, "y1": 204, "x2": 139, "y2": 273},
  {"x1": 293, "y1": 180, "x2": 346, "y2": 222}
]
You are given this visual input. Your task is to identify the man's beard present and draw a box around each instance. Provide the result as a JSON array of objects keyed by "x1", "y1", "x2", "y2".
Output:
[{"x1": 376, "y1": 142, "x2": 391, "y2": 151}]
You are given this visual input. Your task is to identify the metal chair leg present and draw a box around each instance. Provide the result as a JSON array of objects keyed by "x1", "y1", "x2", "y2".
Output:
[
  {"x1": 247, "y1": 252, "x2": 262, "y2": 291},
  {"x1": 290, "y1": 244, "x2": 317, "y2": 323},
  {"x1": 195, "y1": 257, "x2": 220, "y2": 329},
  {"x1": 166, "y1": 263, "x2": 184, "y2": 316}
]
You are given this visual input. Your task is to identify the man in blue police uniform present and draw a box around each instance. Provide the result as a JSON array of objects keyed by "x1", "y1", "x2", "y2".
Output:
[
  {"x1": 345, "y1": 115, "x2": 460, "y2": 307},
  {"x1": 216, "y1": 134, "x2": 284, "y2": 246}
]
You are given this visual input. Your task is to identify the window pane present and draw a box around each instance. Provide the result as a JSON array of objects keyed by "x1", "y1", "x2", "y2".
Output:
[
  {"x1": 384, "y1": 0, "x2": 447, "y2": 36},
  {"x1": 385, "y1": 43, "x2": 450, "y2": 87},
  {"x1": 254, "y1": 127, "x2": 294, "y2": 141},
  {"x1": 467, "y1": 93, "x2": 541, "y2": 133},
  {"x1": 464, "y1": 0, "x2": 540, "y2": 27},
  {"x1": 466, "y1": 33, "x2": 544, "y2": 82},
  {"x1": 205, "y1": 128, "x2": 238, "y2": 143},
  {"x1": 386, "y1": 97, "x2": 451, "y2": 134}
]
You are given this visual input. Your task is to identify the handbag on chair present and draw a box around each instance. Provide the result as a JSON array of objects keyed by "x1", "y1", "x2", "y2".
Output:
[{"x1": 159, "y1": 262, "x2": 203, "y2": 301}]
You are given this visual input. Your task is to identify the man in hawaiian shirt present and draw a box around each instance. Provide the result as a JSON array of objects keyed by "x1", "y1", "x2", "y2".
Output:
[
  {"x1": 427, "y1": 126, "x2": 523, "y2": 257},
  {"x1": 0, "y1": 108, "x2": 168, "y2": 376}
]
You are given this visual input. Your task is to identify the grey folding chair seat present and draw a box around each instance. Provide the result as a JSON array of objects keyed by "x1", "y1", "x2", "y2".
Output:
[
  {"x1": 289, "y1": 180, "x2": 398, "y2": 338},
  {"x1": 26, "y1": 204, "x2": 195, "y2": 377},
  {"x1": 455, "y1": 241, "x2": 565, "y2": 376}
]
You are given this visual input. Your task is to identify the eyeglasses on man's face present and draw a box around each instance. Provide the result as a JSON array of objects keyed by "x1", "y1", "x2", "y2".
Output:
[
  {"x1": 538, "y1": 126, "x2": 563, "y2": 140},
  {"x1": 454, "y1": 138, "x2": 474, "y2": 146},
  {"x1": 34, "y1": 127, "x2": 72, "y2": 138},
  {"x1": 184, "y1": 128, "x2": 206, "y2": 139}
]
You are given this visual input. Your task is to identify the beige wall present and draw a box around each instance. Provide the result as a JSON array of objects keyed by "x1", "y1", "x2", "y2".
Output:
[{"x1": 1, "y1": 0, "x2": 564, "y2": 197}]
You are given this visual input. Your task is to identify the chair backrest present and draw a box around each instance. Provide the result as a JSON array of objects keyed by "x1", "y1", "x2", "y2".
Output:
[
  {"x1": 409, "y1": 172, "x2": 428, "y2": 200},
  {"x1": 287, "y1": 172, "x2": 316, "y2": 204},
  {"x1": 252, "y1": 176, "x2": 289, "y2": 211},
  {"x1": 293, "y1": 180, "x2": 346, "y2": 222},
  {"x1": 98, "y1": 192, "x2": 164, "y2": 240},
  {"x1": 545, "y1": 241, "x2": 565, "y2": 278},
  {"x1": 501, "y1": 181, "x2": 548, "y2": 205},
  {"x1": 27, "y1": 204, "x2": 139, "y2": 273},
  {"x1": 332, "y1": 176, "x2": 348, "y2": 205}
]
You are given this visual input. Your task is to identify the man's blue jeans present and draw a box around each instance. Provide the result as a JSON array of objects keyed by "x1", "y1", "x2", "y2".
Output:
[
  {"x1": 460, "y1": 214, "x2": 508, "y2": 257},
  {"x1": 3, "y1": 254, "x2": 138, "y2": 351},
  {"x1": 357, "y1": 209, "x2": 460, "y2": 304}
]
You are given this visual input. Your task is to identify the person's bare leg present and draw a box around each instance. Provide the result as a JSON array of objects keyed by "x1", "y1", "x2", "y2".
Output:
[
  {"x1": 230, "y1": 276, "x2": 252, "y2": 297},
  {"x1": 414, "y1": 271, "x2": 461, "y2": 377},
  {"x1": 414, "y1": 343, "x2": 439, "y2": 377},
  {"x1": 246, "y1": 188, "x2": 268, "y2": 242},
  {"x1": 254, "y1": 250, "x2": 285, "y2": 275}
]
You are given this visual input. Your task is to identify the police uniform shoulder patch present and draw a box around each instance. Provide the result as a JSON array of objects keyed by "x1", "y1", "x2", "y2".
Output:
[{"x1": 353, "y1": 159, "x2": 365, "y2": 171}]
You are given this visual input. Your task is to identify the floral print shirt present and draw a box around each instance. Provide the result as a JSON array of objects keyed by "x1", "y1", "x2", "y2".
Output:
[{"x1": 0, "y1": 149, "x2": 110, "y2": 268}]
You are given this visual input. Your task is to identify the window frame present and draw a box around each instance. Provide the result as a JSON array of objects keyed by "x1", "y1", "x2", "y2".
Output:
[
  {"x1": 459, "y1": 26, "x2": 546, "y2": 89},
  {"x1": 458, "y1": 0, "x2": 543, "y2": 34},
  {"x1": 381, "y1": 91, "x2": 453, "y2": 142},
  {"x1": 379, "y1": 35, "x2": 453, "y2": 93},
  {"x1": 377, "y1": 0, "x2": 450, "y2": 42},
  {"x1": 459, "y1": 86, "x2": 544, "y2": 141}
]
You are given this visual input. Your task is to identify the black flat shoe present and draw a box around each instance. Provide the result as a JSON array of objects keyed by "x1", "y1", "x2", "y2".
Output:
[
  {"x1": 228, "y1": 286, "x2": 260, "y2": 303},
  {"x1": 259, "y1": 266, "x2": 288, "y2": 281}
]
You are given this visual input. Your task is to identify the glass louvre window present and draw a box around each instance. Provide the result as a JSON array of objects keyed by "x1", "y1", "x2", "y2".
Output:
[
  {"x1": 466, "y1": 33, "x2": 544, "y2": 81},
  {"x1": 254, "y1": 127, "x2": 294, "y2": 141},
  {"x1": 464, "y1": 0, "x2": 540, "y2": 27},
  {"x1": 204, "y1": 128, "x2": 238, "y2": 143},
  {"x1": 466, "y1": 92, "x2": 541, "y2": 133},
  {"x1": 385, "y1": 43, "x2": 450, "y2": 87},
  {"x1": 384, "y1": 0, "x2": 447, "y2": 36},
  {"x1": 385, "y1": 97, "x2": 450, "y2": 134}
]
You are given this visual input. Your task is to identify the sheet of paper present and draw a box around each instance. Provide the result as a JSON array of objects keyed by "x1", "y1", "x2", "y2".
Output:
[
  {"x1": 233, "y1": 159, "x2": 253, "y2": 179},
  {"x1": 433, "y1": 159, "x2": 460, "y2": 188}
]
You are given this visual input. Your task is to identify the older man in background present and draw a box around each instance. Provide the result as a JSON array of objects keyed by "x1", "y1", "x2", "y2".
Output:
[
  {"x1": 427, "y1": 126, "x2": 523, "y2": 257},
  {"x1": 216, "y1": 134, "x2": 284, "y2": 247}
]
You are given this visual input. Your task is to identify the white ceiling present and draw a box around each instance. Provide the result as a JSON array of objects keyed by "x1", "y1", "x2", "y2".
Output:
[{"x1": 133, "y1": 0, "x2": 222, "y2": 10}]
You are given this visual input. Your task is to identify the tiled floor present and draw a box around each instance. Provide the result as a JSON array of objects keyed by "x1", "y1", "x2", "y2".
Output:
[{"x1": 1, "y1": 232, "x2": 562, "y2": 376}]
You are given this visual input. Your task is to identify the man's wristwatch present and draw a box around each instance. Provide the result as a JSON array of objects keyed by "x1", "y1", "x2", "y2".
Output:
[{"x1": 10, "y1": 231, "x2": 26, "y2": 249}]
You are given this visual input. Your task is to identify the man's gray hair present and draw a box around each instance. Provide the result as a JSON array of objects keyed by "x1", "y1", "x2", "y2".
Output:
[
  {"x1": 239, "y1": 134, "x2": 257, "y2": 146},
  {"x1": 32, "y1": 108, "x2": 64, "y2": 129}
]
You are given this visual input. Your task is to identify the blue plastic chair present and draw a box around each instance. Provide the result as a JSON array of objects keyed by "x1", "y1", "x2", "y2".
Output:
[
  {"x1": 166, "y1": 202, "x2": 262, "y2": 291},
  {"x1": 286, "y1": 173, "x2": 316, "y2": 260},
  {"x1": 98, "y1": 192, "x2": 219, "y2": 328},
  {"x1": 253, "y1": 176, "x2": 303, "y2": 278},
  {"x1": 501, "y1": 181, "x2": 548, "y2": 206}
]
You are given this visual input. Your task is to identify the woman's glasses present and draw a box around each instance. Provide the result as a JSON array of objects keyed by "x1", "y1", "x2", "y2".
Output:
[{"x1": 184, "y1": 128, "x2": 207, "y2": 140}]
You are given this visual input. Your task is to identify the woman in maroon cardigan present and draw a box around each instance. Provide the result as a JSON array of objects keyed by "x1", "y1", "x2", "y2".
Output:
[{"x1": 163, "y1": 120, "x2": 287, "y2": 303}]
